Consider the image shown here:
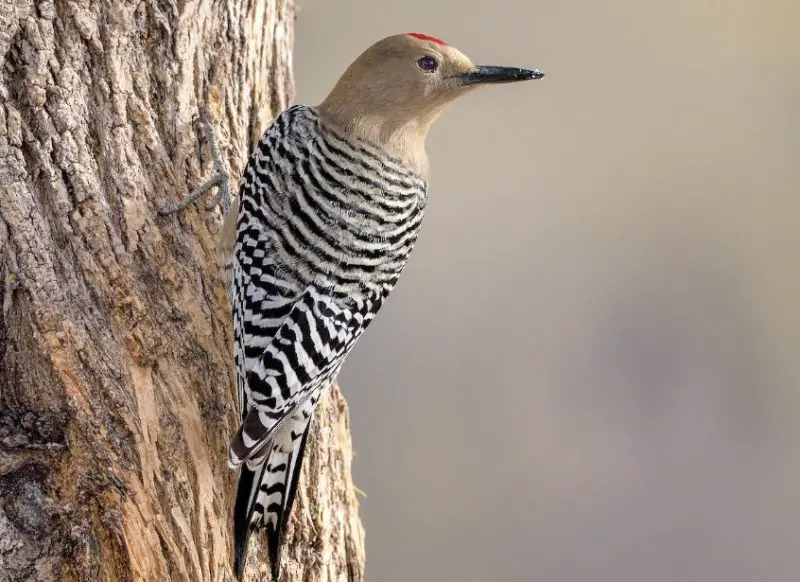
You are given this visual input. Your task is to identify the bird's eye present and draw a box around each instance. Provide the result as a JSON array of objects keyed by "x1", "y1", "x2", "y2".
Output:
[{"x1": 417, "y1": 56, "x2": 438, "y2": 72}]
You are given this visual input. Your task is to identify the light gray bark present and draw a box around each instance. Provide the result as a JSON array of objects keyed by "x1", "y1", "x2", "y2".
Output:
[{"x1": 0, "y1": 1, "x2": 365, "y2": 580}]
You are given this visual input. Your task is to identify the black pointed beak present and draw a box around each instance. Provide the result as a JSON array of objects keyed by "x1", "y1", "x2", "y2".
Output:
[{"x1": 457, "y1": 65, "x2": 545, "y2": 86}]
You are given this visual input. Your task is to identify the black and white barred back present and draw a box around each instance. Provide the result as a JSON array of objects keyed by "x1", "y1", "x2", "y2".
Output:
[{"x1": 229, "y1": 105, "x2": 427, "y2": 579}]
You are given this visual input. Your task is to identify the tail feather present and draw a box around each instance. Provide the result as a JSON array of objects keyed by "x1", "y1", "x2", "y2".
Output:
[
  {"x1": 232, "y1": 420, "x2": 312, "y2": 581},
  {"x1": 281, "y1": 422, "x2": 311, "y2": 534},
  {"x1": 233, "y1": 462, "x2": 265, "y2": 580}
]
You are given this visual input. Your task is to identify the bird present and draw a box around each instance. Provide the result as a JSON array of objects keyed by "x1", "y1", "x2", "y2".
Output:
[{"x1": 212, "y1": 32, "x2": 542, "y2": 581}]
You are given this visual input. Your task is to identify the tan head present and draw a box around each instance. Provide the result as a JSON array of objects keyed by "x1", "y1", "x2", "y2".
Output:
[{"x1": 318, "y1": 33, "x2": 544, "y2": 174}]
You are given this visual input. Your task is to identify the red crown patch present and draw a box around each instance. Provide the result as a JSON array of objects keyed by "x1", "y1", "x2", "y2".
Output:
[{"x1": 406, "y1": 32, "x2": 448, "y2": 46}]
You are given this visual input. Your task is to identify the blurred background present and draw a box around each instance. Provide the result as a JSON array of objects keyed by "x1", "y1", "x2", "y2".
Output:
[{"x1": 293, "y1": 1, "x2": 800, "y2": 580}]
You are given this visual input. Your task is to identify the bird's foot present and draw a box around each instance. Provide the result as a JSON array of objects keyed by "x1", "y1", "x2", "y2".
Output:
[{"x1": 158, "y1": 118, "x2": 231, "y2": 216}]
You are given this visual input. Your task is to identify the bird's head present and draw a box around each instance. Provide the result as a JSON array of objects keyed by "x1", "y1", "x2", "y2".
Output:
[{"x1": 318, "y1": 33, "x2": 544, "y2": 173}]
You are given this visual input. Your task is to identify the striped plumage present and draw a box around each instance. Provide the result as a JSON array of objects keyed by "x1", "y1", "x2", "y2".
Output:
[
  {"x1": 218, "y1": 32, "x2": 543, "y2": 581},
  {"x1": 229, "y1": 104, "x2": 426, "y2": 579}
]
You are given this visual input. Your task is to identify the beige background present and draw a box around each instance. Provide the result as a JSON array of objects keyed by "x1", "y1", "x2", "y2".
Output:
[{"x1": 293, "y1": 1, "x2": 800, "y2": 580}]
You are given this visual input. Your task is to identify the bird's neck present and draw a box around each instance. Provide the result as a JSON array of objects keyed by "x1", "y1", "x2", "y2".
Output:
[{"x1": 316, "y1": 105, "x2": 439, "y2": 178}]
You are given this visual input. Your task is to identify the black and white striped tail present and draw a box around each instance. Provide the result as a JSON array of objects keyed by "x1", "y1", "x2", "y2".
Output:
[{"x1": 233, "y1": 422, "x2": 312, "y2": 581}]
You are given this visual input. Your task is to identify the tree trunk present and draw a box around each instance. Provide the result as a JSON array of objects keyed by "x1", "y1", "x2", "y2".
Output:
[{"x1": 0, "y1": 1, "x2": 365, "y2": 581}]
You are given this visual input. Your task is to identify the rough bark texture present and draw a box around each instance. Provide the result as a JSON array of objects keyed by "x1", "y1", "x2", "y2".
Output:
[{"x1": 0, "y1": 1, "x2": 365, "y2": 581}]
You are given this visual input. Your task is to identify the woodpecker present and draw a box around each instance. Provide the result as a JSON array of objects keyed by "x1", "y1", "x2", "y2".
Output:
[{"x1": 163, "y1": 32, "x2": 543, "y2": 581}]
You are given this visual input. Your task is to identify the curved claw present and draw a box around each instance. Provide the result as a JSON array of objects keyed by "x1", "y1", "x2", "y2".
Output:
[{"x1": 158, "y1": 118, "x2": 231, "y2": 216}]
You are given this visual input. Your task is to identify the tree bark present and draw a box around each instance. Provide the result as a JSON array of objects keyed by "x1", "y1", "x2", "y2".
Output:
[{"x1": 0, "y1": 1, "x2": 365, "y2": 581}]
